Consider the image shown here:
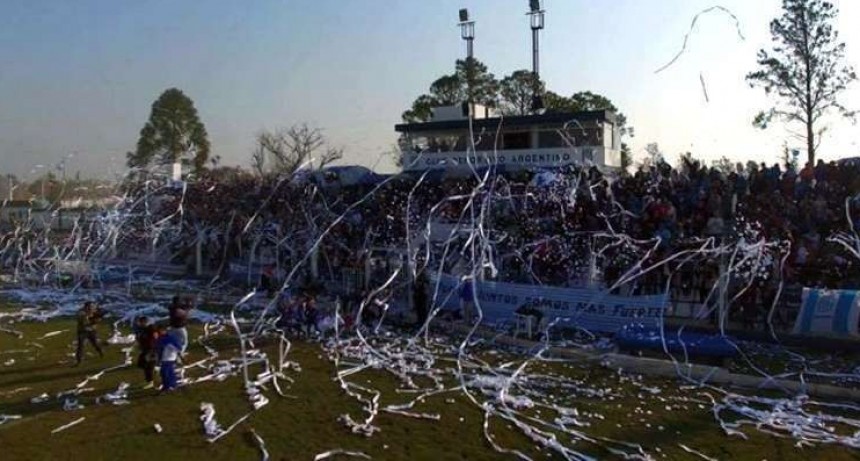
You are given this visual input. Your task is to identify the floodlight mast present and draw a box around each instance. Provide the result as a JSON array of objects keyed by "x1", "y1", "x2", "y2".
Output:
[
  {"x1": 527, "y1": 0, "x2": 546, "y2": 112},
  {"x1": 458, "y1": 8, "x2": 475, "y2": 60}
]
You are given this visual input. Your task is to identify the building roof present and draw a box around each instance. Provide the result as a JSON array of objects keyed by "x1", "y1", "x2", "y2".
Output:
[{"x1": 395, "y1": 110, "x2": 618, "y2": 134}]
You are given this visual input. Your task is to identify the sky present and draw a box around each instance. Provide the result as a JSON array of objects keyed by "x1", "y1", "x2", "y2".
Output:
[{"x1": 1, "y1": 0, "x2": 859, "y2": 181}]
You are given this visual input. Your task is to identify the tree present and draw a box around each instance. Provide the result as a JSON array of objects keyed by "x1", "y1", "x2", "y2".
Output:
[
  {"x1": 569, "y1": 91, "x2": 617, "y2": 112},
  {"x1": 402, "y1": 58, "x2": 499, "y2": 122},
  {"x1": 26, "y1": 172, "x2": 64, "y2": 203},
  {"x1": 545, "y1": 91, "x2": 616, "y2": 113},
  {"x1": 746, "y1": 160, "x2": 760, "y2": 174},
  {"x1": 128, "y1": 88, "x2": 211, "y2": 173},
  {"x1": 645, "y1": 143, "x2": 663, "y2": 165},
  {"x1": 456, "y1": 58, "x2": 499, "y2": 108},
  {"x1": 250, "y1": 145, "x2": 267, "y2": 177},
  {"x1": 711, "y1": 156, "x2": 735, "y2": 176},
  {"x1": 620, "y1": 143, "x2": 633, "y2": 172},
  {"x1": 401, "y1": 95, "x2": 437, "y2": 124},
  {"x1": 429, "y1": 75, "x2": 465, "y2": 106},
  {"x1": 0, "y1": 174, "x2": 17, "y2": 200},
  {"x1": 387, "y1": 143, "x2": 405, "y2": 169},
  {"x1": 545, "y1": 91, "x2": 632, "y2": 138},
  {"x1": 251, "y1": 124, "x2": 343, "y2": 176},
  {"x1": 678, "y1": 152, "x2": 702, "y2": 176},
  {"x1": 781, "y1": 143, "x2": 800, "y2": 170},
  {"x1": 499, "y1": 70, "x2": 545, "y2": 116},
  {"x1": 543, "y1": 91, "x2": 579, "y2": 113},
  {"x1": 746, "y1": 0, "x2": 856, "y2": 165}
]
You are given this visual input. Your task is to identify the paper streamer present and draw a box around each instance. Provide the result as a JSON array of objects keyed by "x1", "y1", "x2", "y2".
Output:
[
  {"x1": 0, "y1": 414, "x2": 22, "y2": 426},
  {"x1": 250, "y1": 428, "x2": 270, "y2": 461},
  {"x1": 313, "y1": 450, "x2": 372, "y2": 460},
  {"x1": 51, "y1": 417, "x2": 86, "y2": 434}
]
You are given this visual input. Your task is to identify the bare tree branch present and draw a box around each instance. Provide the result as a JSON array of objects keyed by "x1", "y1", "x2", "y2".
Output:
[{"x1": 250, "y1": 123, "x2": 341, "y2": 175}]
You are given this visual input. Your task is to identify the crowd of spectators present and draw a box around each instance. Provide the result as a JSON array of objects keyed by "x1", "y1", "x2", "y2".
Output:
[{"x1": 110, "y1": 157, "x2": 860, "y2": 326}]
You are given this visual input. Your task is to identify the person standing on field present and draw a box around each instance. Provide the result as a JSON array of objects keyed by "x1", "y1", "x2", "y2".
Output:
[
  {"x1": 133, "y1": 316, "x2": 159, "y2": 388},
  {"x1": 74, "y1": 301, "x2": 104, "y2": 366}
]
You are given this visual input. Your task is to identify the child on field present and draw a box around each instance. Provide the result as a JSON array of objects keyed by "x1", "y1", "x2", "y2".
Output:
[
  {"x1": 133, "y1": 316, "x2": 159, "y2": 389},
  {"x1": 156, "y1": 325, "x2": 183, "y2": 393}
]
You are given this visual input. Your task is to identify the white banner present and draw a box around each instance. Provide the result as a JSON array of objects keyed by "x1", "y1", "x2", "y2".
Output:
[
  {"x1": 402, "y1": 147, "x2": 609, "y2": 171},
  {"x1": 429, "y1": 274, "x2": 667, "y2": 333}
]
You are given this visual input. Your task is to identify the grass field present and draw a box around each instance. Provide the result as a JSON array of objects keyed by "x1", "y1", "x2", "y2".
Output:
[{"x1": 1, "y1": 303, "x2": 859, "y2": 461}]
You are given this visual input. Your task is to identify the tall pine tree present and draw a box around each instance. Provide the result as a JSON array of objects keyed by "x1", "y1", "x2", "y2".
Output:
[
  {"x1": 746, "y1": 0, "x2": 856, "y2": 165},
  {"x1": 128, "y1": 88, "x2": 211, "y2": 173}
]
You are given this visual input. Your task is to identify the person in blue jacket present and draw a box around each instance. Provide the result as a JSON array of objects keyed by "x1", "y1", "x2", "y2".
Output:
[{"x1": 156, "y1": 325, "x2": 183, "y2": 392}]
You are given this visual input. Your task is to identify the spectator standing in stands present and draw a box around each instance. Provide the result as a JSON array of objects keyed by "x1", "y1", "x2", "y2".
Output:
[
  {"x1": 304, "y1": 296, "x2": 319, "y2": 336},
  {"x1": 413, "y1": 273, "x2": 428, "y2": 328},
  {"x1": 460, "y1": 276, "x2": 476, "y2": 323},
  {"x1": 260, "y1": 265, "x2": 276, "y2": 297},
  {"x1": 276, "y1": 293, "x2": 304, "y2": 337}
]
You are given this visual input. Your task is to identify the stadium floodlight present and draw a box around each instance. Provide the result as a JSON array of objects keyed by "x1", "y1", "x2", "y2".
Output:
[
  {"x1": 527, "y1": 0, "x2": 546, "y2": 112},
  {"x1": 459, "y1": 8, "x2": 469, "y2": 23},
  {"x1": 528, "y1": 1, "x2": 545, "y2": 30},
  {"x1": 458, "y1": 8, "x2": 475, "y2": 58}
]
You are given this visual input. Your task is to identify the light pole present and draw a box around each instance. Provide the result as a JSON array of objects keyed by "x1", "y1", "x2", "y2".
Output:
[
  {"x1": 458, "y1": 9, "x2": 475, "y2": 60},
  {"x1": 458, "y1": 9, "x2": 476, "y2": 117},
  {"x1": 527, "y1": 0, "x2": 546, "y2": 112}
]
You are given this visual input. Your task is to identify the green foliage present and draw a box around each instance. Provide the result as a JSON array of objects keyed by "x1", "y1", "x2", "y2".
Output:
[
  {"x1": 428, "y1": 75, "x2": 464, "y2": 106},
  {"x1": 746, "y1": 0, "x2": 856, "y2": 165},
  {"x1": 401, "y1": 58, "x2": 499, "y2": 123},
  {"x1": 402, "y1": 65, "x2": 633, "y2": 146},
  {"x1": 455, "y1": 58, "x2": 499, "y2": 107},
  {"x1": 0, "y1": 174, "x2": 20, "y2": 200},
  {"x1": 545, "y1": 90, "x2": 614, "y2": 113},
  {"x1": 678, "y1": 152, "x2": 704, "y2": 176},
  {"x1": 711, "y1": 156, "x2": 736, "y2": 176},
  {"x1": 543, "y1": 90, "x2": 579, "y2": 113},
  {"x1": 781, "y1": 144, "x2": 800, "y2": 170},
  {"x1": 644, "y1": 143, "x2": 663, "y2": 165},
  {"x1": 499, "y1": 70, "x2": 545, "y2": 116},
  {"x1": 545, "y1": 91, "x2": 632, "y2": 137},
  {"x1": 128, "y1": 88, "x2": 211, "y2": 174},
  {"x1": 620, "y1": 143, "x2": 632, "y2": 172},
  {"x1": 26, "y1": 172, "x2": 61, "y2": 202},
  {"x1": 401, "y1": 95, "x2": 437, "y2": 124}
]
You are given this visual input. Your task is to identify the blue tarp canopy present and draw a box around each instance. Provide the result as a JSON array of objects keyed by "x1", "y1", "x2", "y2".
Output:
[{"x1": 615, "y1": 324, "x2": 739, "y2": 359}]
